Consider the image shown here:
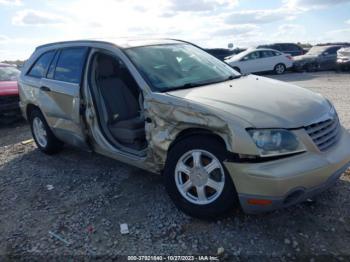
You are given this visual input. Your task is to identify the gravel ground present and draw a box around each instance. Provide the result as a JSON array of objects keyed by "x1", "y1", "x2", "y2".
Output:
[{"x1": 0, "y1": 71, "x2": 350, "y2": 261}]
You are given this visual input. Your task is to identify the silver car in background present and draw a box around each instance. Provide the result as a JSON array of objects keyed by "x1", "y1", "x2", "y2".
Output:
[{"x1": 337, "y1": 47, "x2": 350, "y2": 71}]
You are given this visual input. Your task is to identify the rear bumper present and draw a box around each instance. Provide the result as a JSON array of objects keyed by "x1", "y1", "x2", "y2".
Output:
[{"x1": 224, "y1": 127, "x2": 350, "y2": 214}]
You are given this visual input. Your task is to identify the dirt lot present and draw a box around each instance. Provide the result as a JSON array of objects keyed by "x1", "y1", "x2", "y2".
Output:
[{"x1": 1, "y1": 72, "x2": 350, "y2": 261}]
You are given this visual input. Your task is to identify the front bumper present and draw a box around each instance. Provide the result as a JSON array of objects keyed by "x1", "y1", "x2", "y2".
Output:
[
  {"x1": 337, "y1": 59, "x2": 350, "y2": 69},
  {"x1": 0, "y1": 95, "x2": 20, "y2": 114},
  {"x1": 224, "y1": 127, "x2": 350, "y2": 214},
  {"x1": 293, "y1": 61, "x2": 317, "y2": 71}
]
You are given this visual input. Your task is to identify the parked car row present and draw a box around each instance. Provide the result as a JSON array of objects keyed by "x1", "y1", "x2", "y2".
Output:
[{"x1": 222, "y1": 44, "x2": 350, "y2": 75}]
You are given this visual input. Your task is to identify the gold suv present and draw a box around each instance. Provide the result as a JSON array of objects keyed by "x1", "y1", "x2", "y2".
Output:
[{"x1": 19, "y1": 39, "x2": 350, "y2": 219}]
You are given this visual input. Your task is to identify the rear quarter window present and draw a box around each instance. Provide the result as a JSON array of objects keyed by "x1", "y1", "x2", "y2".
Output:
[
  {"x1": 27, "y1": 51, "x2": 55, "y2": 78},
  {"x1": 54, "y1": 47, "x2": 88, "y2": 84}
]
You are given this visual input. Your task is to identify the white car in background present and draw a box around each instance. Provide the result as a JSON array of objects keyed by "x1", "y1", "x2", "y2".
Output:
[{"x1": 225, "y1": 48, "x2": 293, "y2": 75}]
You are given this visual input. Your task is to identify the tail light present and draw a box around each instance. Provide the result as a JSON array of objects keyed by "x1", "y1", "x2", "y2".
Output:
[{"x1": 286, "y1": 55, "x2": 293, "y2": 60}]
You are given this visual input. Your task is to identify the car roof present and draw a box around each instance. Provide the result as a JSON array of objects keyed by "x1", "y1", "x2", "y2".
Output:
[
  {"x1": 311, "y1": 45, "x2": 341, "y2": 49},
  {"x1": 259, "y1": 43, "x2": 297, "y2": 46},
  {"x1": 0, "y1": 63, "x2": 16, "y2": 67},
  {"x1": 36, "y1": 38, "x2": 186, "y2": 50},
  {"x1": 227, "y1": 48, "x2": 278, "y2": 60}
]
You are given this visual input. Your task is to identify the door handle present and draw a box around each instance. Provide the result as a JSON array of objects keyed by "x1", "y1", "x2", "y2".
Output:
[{"x1": 40, "y1": 86, "x2": 51, "y2": 92}]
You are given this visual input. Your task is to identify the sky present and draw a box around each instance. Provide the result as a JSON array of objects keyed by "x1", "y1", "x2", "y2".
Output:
[{"x1": 0, "y1": 0, "x2": 350, "y2": 60}]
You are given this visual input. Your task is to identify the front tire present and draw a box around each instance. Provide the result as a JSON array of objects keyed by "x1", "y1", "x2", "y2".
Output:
[
  {"x1": 29, "y1": 109, "x2": 63, "y2": 154},
  {"x1": 274, "y1": 63, "x2": 286, "y2": 75},
  {"x1": 164, "y1": 137, "x2": 238, "y2": 219}
]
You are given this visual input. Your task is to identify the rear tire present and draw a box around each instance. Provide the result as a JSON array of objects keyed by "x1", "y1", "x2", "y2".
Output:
[
  {"x1": 274, "y1": 63, "x2": 286, "y2": 75},
  {"x1": 164, "y1": 136, "x2": 238, "y2": 219},
  {"x1": 29, "y1": 109, "x2": 63, "y2": 154}
]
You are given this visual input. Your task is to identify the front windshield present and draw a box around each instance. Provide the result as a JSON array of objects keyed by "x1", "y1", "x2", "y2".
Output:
[
  {"x1": 0, "y1": 66, "x2": 20, "y2": 81},
  {"x1": 125, "y1": 44, "x2": 240, "y2": 92},
  {"x1": 306, "y1": 46, "x2": 327, "y2": 55}
]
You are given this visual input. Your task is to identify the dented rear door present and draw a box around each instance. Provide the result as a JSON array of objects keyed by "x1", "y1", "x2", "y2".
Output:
[{"x1": 39, "y1": 47, "x2": 90, "y2": 149}]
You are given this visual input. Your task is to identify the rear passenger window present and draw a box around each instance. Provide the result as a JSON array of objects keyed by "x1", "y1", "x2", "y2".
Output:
[
  {"x1": 243, "y1": 51, "x2": 260, "y2": 60},
  {"x1": 28, "y1": 51, "x2": 55, "y2": 78},
  {"x1": 260, "y1": 50, "x2": 275, "y2": 58},
  {"x1": 54, "y1": 47, "x2": 88, "y2": 84},
  {"x1": 327, "y1": 47, "x2": 340, "y2": 55},
  {"x1": 47, "y1": 51, "x2": 59, "y2": 79}
]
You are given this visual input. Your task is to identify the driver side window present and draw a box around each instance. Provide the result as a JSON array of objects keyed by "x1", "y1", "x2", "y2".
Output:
[{"x1": 326, "y1": 47, "x2": 339, "y2": 55}]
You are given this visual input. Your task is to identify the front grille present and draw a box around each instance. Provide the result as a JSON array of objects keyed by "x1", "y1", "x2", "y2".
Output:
[{"x1": 305, "y1": 115, "x2": 341, "y2": 151}]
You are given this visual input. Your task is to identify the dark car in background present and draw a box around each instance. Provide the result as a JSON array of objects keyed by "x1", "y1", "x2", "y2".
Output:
[
  {"x1": 204, "y1": 48, "x2": 245, "y2": 61},
  {"x1": 293, "y1": 45, "x2": 344, "y2": 72},
  {"x1": 337, "y1": 47, "x2": 350, "y2": 71},
  {"x1": 0, "y1": 63, "x2": 21, "y2": 118},
  {"x1": 257, "y1": 43, "x2": 305, "y2": 57}
]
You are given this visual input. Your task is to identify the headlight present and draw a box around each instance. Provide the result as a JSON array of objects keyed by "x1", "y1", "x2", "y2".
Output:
[{"x1": 248, "y1": 129, "x2": 306, "y2": 157}]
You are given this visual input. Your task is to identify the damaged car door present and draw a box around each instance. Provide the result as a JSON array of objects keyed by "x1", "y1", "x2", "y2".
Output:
[{"x1": 22, "y1": 47, "x2": 90, "y2": 149}]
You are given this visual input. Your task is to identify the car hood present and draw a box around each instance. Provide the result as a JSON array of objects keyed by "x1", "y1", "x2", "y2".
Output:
[
  {"x1": 293, "y1": 54, "x2": 318, "y2": 62},
  {"x1": 0, "y1": 81, "x2": 18, "y2": 96},
  {"x1": 338, "y1": 48, "x2": 350, "y2": 58},
  {"x1": 167, "y1": 75, "x2": 330, "y2": 128}
]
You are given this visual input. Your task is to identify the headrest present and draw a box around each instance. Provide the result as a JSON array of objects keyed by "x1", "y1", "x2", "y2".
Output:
[{"x1": 97, "y1": 55, "x2": 116, "y2": 78}]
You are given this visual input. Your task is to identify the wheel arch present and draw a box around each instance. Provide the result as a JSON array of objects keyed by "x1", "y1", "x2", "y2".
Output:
[
  {"x1": 26, "y1": 103, "x2": 41, "y2": 120},
  {"x1": 275, "y1": 62, "x2": 286, "y2": 68},
  {"x1": 168, "y1": 128, "x2": 230, "y2": 154}
]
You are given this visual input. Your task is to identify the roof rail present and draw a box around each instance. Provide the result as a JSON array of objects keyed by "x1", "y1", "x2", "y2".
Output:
[{"x1": 35, "y1": 39, "x2": 116, "y2": 50}]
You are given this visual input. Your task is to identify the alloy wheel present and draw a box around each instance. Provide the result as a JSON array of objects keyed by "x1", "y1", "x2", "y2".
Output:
[
  {"x1": 175, "y1": 149, "x2": 225, "y2": 205},
  {"x1": 275, "y1": 64, "x2": 285, "y2": 74},
  {"x1": 32, "y1": 117, "x2": 48, "y2": 148}
]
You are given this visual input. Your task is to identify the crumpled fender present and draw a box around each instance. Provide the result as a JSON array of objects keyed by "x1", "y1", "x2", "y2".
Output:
[{"x1": 143, "y1": 94, "x2": 237, "y2": 172}]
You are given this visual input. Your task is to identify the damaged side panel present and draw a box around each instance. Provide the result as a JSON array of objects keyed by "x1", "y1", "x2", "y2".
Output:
[{"x1": 143, "y1": 94, "x2": 245, "y2": 172}]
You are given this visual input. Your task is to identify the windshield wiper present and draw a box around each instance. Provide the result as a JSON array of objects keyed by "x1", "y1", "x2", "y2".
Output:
[
  {"x1": 166, "y1": 75, "x2": 242, "y2": 92},
  {"x1": 167, "y1": 82, "x2": 204, "y2": 91},
  {"x1": 226, "y1": 74, "x2": 241, "y2": 81}
]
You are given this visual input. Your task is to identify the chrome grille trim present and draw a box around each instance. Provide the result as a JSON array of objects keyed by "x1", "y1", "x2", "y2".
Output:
[{"x1": 305, "y1": 116, "x2": 341, "y2": 152}]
